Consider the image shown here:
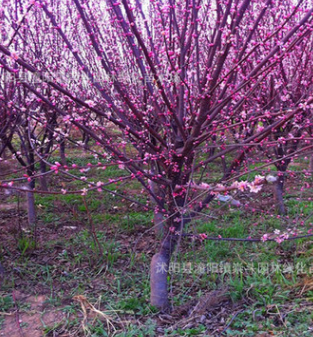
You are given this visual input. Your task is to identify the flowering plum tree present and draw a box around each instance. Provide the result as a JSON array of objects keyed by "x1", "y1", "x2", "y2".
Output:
[
  {"x1": 0, "y1": 0, "x2": 313, "y2": 310},
  {"x1": 0, "y1": 0, "x2": 69, "y2": 226},
  {"x1": 227, "y1": 12, "x2": 313, "y2": 214}
]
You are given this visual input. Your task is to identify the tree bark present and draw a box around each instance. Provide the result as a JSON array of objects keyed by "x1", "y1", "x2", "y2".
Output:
[
  {"x1": 26, "y1": 180, "x2": 36, "y2": 226},
  {"x1": 149, "y1": 181, "x2": 164, "y2": 237},
  {"x1": 149, "y1": 162, "x2": 165, "y2": 237},
  {"x1": 60, "y1": 139, "x2": 66, "y2": 166},
  {"x1": 150, "y1": 252, "x2": 170, "y2": 310},
  {"x1": 39, "y1": 160, "x2": 48, "y2": 191},
  {"x1": 150, "y1": 233, "x2": 176, "y2": 310},
  {"x1": 0, "y1": 262, "x2": 5, "y2": 286},
  {"x1": 83, "y1": 132, "x2": 90, "y2": 151},
  {"x1": 153, "y1": 211, "x2": 164, "y2": 237},
  {"x1": 275, "y1": 172, "x2": 286, "y2": 215}
]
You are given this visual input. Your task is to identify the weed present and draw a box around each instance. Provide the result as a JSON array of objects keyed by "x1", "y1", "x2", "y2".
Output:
[
  {"x1": 164, "y1": 324, "x2": 206, "y2": 336},
  {"x1": 17, "y1": 236, "x2": 36, "y2": 255},
  {"x1": 0, "y1": 295, "x2": 13, "y2": 312}
]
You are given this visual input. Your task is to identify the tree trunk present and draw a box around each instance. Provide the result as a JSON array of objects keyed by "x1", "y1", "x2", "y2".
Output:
[
  {"x1": 83, "y1": 132, "x2": 90, "y2": 151},
  {"x1": 149, "y1": 182, "x2": 164, "y2": 237},
  {"x1": 149, "y1": 162, "x2": 165, "y2": 237},
  {"x1": 150, "y1": 233, "x2": 176, "y2": 310},
  {"x1": 0, "y1": 262, "x2": 5, "y2": 286},
  {"x1": 26, "y1": 180, "x2": 36, "y2": 226},
  {"x1": 275, "y1": 172, "x2": 286, "y2": 215},
  {"x1": 154, "y1": 211, "x2": 164, "y2": 237},
  {"x1": 150, "y1": 161, "x2": 213, "y2": 310},
  {"x1": 60, "y1": 139, "x2": 66, "y2": 166},
  {"x1": 39, "y1": 160, "x2": 48, "y2": 191}
]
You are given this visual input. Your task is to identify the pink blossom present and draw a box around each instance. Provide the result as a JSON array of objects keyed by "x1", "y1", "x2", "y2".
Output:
[
  {"x1": 199, "y1": 182, "x2": 210, "y2": 189},
  {"x1": 248, "y1": 184, "x2": 262, "y2": 193},
  {"x1": 261, "y1": 234, "x2": 269, "y2": 242},
  {"x1": 199, "y1": 233, "x2": 208, "y2": 240},
  {"x1": 237, "y1": 181, "x2": 248, "y2": 191},
  {"x1": 253, "y1": 175, "x2": 264, "y2": 185},
  {"x1": 275, "y1": 236, "x2": 284, "y2": 244}
]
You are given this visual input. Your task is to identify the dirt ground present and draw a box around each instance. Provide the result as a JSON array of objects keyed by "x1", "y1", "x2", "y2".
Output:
[{"x1": 0, "y1": 292, "x2": 72, "y2": 337}]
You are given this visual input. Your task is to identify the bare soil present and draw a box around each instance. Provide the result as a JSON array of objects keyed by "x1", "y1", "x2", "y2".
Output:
[{"x1": 1, "y1": 292, "x2": 73, "y2": 337}]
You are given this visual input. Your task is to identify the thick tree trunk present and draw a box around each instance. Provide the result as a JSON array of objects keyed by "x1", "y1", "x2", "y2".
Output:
[
  {"x1": 150, "y1": 233, "x2": 176, "y2": 310},
  {"x1": 26, "y1": 189, "x2": 36, "y2": 225},
  {"x1": 83, "y1": 132, "x2": 90, "y2": 151},
  {"x1": 150, "y1": 152, "x2": 213, "y2": 310},
  {"x1": 150, "y1": 252, "x2": 170, "y2": 310},
  {"x1": 154, "y1": 211, "x2": 164, "y2": 237},
  {"x1": 39, "y1": 160, "x2": 48, "y2": 191},
  {"x1": 149, "y1": 163, "x2": 165, "y2": 237},
  {"x1": 149, "y1": 181, "x2": 164, "y2": 237},
  {"x1": 275, "y1": 172, "x2": 286, "y2": 215},
  {"x1": 59, "y1": 139, "x2": 66, "y2": 166},
  {"x1": 26, "y1": 179, "x2": 36, "y2": 226},
  {"x1": 0, "y1": 262, "x2": 4, "y2": 286}
]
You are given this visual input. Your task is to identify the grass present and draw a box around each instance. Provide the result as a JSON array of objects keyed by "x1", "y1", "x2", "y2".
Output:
[{"x1": 1, "y1": 149, "x2": 313, "y2": 336}]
